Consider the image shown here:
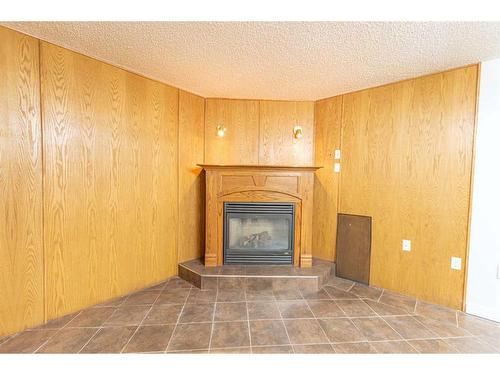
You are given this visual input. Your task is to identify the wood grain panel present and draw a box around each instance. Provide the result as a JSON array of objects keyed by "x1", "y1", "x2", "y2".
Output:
[
  {"x1": 205, "y1": 99, "x2": 259, "y2": 164},
  {"x1": 178, "y1": 90, "x2": 205, "y2": 262},
  {"x1": 312, "y1": 96, "x2": 343, "y2": 261},
  {"x1": 0, "y1": 27, "x2": 44, "y2": 337},
  {"x1": 339, "y1": 66, "x2": 478, "y2": 309},
  {"x1": 41, "y1": 42, "x2": 179, "y2": 320},
  {"x1": 259, "y1": 101, "x2": 314, "y2": 165}
]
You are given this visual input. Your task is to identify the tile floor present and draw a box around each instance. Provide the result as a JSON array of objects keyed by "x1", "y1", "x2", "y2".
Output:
[{"x1": 0, "y1": 275, "x2": 499, "y2": 354}]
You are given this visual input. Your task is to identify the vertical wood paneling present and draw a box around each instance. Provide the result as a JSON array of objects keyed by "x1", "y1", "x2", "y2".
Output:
[
  {"x1": 259, "y1": 101, "x2": 314, "y2": 165},
  {"x1": 0, "y1": 27, "x2": 44, "y2": 337},
  {"x1": 339, "y1": 66, "x2": 478, "y2": 309},
  {"x1": 205, "y1": 99, "x2": 259, "y2": 164},
  {"x1": 313, "y1": 96, "x2": 342, "y2": 261},
  {"x1": 41, "y1": 42, "x2": 179, "y2": 319},
  {"x1": 178, "y1": 90, "x2": 205, "y2": 262}
]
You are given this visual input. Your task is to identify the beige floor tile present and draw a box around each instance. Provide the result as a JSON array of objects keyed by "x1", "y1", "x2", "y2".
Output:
[
  {"x1": 210, "y1": 321, "x2": 250, "y2": 349},
  {"x1": 36, "y1": 328, "x2": 98, "y2": 353},
  {"x1": 333, "y1": 342, "x2": 377, "y2": 353},
  {"x1": 318, "y1": 318, "x2": 366, "y2": 343},
  {"x1": 370, "y1": 340, "x2": 417, "y2": 353},
  {"x1": 384, "y1": 316, "x2": 437, "y2": 339},
  {"x1": 167, "y1": 323, "x2": 212, "y2": 351},
  {"x1": 249, "y1": 320, "x2": 290, "y2": 346},
  {"x1": 123, "y1": 324, "x2": 175, "y2": 353},
  {"x1": 283, "y1": 319, "x2": 329, "y2": 345},
  {"x1": 351, "y1": 317, "x2": 402, "y2": 341}
]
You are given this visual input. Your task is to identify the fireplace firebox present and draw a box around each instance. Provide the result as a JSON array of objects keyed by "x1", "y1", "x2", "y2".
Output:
[{"x1": 223, "y1": 202, "x2": 294, "y2": 265}]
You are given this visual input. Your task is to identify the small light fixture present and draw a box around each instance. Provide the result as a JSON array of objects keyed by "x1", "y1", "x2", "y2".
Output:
[
  {"x1": 216, "y1": 124, "x2": 227, "y2": 137},
  {"x1": 293, "y1": 125, "x2": 303, "y2": 139}
]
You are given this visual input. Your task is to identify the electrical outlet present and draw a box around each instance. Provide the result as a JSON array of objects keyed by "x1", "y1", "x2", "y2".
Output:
[
  {"x1": 334, "y1": 149, "x2": 341, "y2": 160},
  {"x1": 334, "y1": 163, "x2": 341, "y2": 173},
  {"x1": 402, "y1": 239, "x2": 411, "y2": 252},
  {"x1": 451, "y1": 257, "x2": 462, "y2": 270},
  {"x1": 496, "y1": 264, "x2": 500, "y2": 279}
]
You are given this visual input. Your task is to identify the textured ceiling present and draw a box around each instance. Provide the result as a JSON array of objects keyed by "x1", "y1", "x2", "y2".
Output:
[{"x1": 3, "y1": 22, "x2": 500, "y2": 100}]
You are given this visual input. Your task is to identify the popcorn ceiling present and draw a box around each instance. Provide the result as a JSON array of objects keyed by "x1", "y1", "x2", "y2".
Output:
[{"x1": 3, "y1": 22, "x2": 500, "y2": 100}]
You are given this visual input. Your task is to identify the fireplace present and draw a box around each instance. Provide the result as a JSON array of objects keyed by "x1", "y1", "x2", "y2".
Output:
[
  {"x1": 198, "y1": 164, "x2": 320, "y2": 267},
  {"x1": 223, "y1": 202, "x2": 294, "y2": 265}
]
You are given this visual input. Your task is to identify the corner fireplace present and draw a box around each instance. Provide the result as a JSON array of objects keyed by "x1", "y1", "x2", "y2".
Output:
[{"x1": 223, "y1": 202, "x2": 294, "y2": 265}]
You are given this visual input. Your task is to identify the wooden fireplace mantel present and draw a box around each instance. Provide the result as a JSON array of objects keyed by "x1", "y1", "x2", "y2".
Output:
[{"x1": 198, "y1": 164, "x2": 322, "y2": 268}]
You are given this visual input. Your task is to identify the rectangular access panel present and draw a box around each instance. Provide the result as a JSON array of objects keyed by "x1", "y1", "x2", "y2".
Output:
[{"x1": 336, "y1": 213, "x2": 372, "y2": 284}]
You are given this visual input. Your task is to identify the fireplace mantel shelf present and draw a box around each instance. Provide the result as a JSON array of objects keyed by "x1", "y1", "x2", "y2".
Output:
[{"x1": 197, "y1": 164, "x2": 322, "y2": 171}]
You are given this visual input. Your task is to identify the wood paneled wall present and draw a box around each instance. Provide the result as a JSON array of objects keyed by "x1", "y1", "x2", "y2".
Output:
[
  {"x1": 204, "y1": 99, "x2": 315, "y2": 165},
  {"x1": 0, "y1": 25, "x2": 481, "y2": 335},
  {"x1": 259, "y1": 101, "x2": 315, "y2": 165},
  {"x1": 339, "y1": 66, "x2": 478, "y2": 309},
  {"x1": 178, "y1": 90, "x2": 205, "y2": 262},
  {"x1": 41, "y1": 42, "x2": 179, "y2": 319},
  {"x1": 205, "y1": 99, "x2": 259, "y2": 164},
  {"x1": 0, "y1": 27, "x2": 44, "y2": 336},
  {"x1": 313, "y1": 96, "x2": 343, "y2": 261}
]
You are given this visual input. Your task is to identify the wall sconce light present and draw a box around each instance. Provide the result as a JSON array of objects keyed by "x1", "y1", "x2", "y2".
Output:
[
  {"x1": 216, "y1": 124, "x2": 227, "y2": 137},
  {"x1": 293, "y1": 125, "x2": 303, "y2": 139}
]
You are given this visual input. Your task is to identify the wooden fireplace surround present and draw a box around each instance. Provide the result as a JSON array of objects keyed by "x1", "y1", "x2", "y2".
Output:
[{"x1": 198, "y1": 164, "x2": 321, "y2": 267}]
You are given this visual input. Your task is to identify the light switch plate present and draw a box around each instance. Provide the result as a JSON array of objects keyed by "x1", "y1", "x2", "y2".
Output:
[
  {"x1": 402, "y1": 239, "x2": 411, "y2": 252},
  {"x1": 451, "y1": 257, "x2": 462, "y2": 270},
  {"x1": 334, "y1": 149, "x2": 341, "y2": 160},
  {"x1": 334, "y1": 163, "x2": 341, "y2": 173}
]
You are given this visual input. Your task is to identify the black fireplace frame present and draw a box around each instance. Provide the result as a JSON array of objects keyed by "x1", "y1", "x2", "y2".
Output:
[{"x1": 223, "y1": 202, "x2": 295, "y2": 265}]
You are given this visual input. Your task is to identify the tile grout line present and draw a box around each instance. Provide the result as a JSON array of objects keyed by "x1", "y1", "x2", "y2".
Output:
[
  {"x1": 119, "y1": 285, "x2": 165, "y2": 354},
  {"x1": 276, "y1": 296, "x2": 295, "y2": 353},
  {"x1": 299, "y1": 289, "x2": 335, "y2": 351},
  {"x1": 473, "y1": 335, "x2": 499, "y2": 352},
  {"x1": 376, "y1": 313, "x2": 451, "y2": 349},
  {"x1": 244, "y1": 289, "x2": 253, "y2": 354},
  {"x1": 78, "y1": 327, "x2": 103, "y2": 353},
  {"x1": 23, "y1": 315, "x2": 490, "y2": 330},
  {"x1": 401, "y1": 339, "x2": 420, "y2": 353},
  {"x1": 32, "y1": 309, "x2": 84, "y2": 353},
  {"x1": 374, "y1": 314, "x2": 408, "y2": 343},
  {"x1": 377, "y1": 289, "x2": 384, "y2": 303},
  {"x1": 164, "y1": 285, "x2": 192, "y2": 353},
  {"x1": 207, "y1": 286, "x2": 219, "y2": 352},
  {"x1": 0, "y1": 335, "x2": 16, "y2": 349},
  {"x1": 341, "y1": 301, "x2": 398, "y2": 355},
  {"x1": 346, "y1": 282, "x2": 356, "y2": 292},
  {"x1": 322, "y1": 285, "x2": 361, "y2": 301}
]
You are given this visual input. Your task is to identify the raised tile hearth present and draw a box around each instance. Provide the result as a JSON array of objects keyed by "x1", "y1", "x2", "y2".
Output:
[{"x1": 178, "y1": 258, "x2": 335, "y2": 291}]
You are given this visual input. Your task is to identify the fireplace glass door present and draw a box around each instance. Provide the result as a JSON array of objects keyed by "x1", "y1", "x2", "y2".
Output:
[{"x1": 223, "y1": 202, "x2": 294, "y2": 265}]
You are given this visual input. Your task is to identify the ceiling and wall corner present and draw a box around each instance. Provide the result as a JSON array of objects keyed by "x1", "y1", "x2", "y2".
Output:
[{"x1": 2, "y1": 22, "x2": 500, "y2": 101}]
